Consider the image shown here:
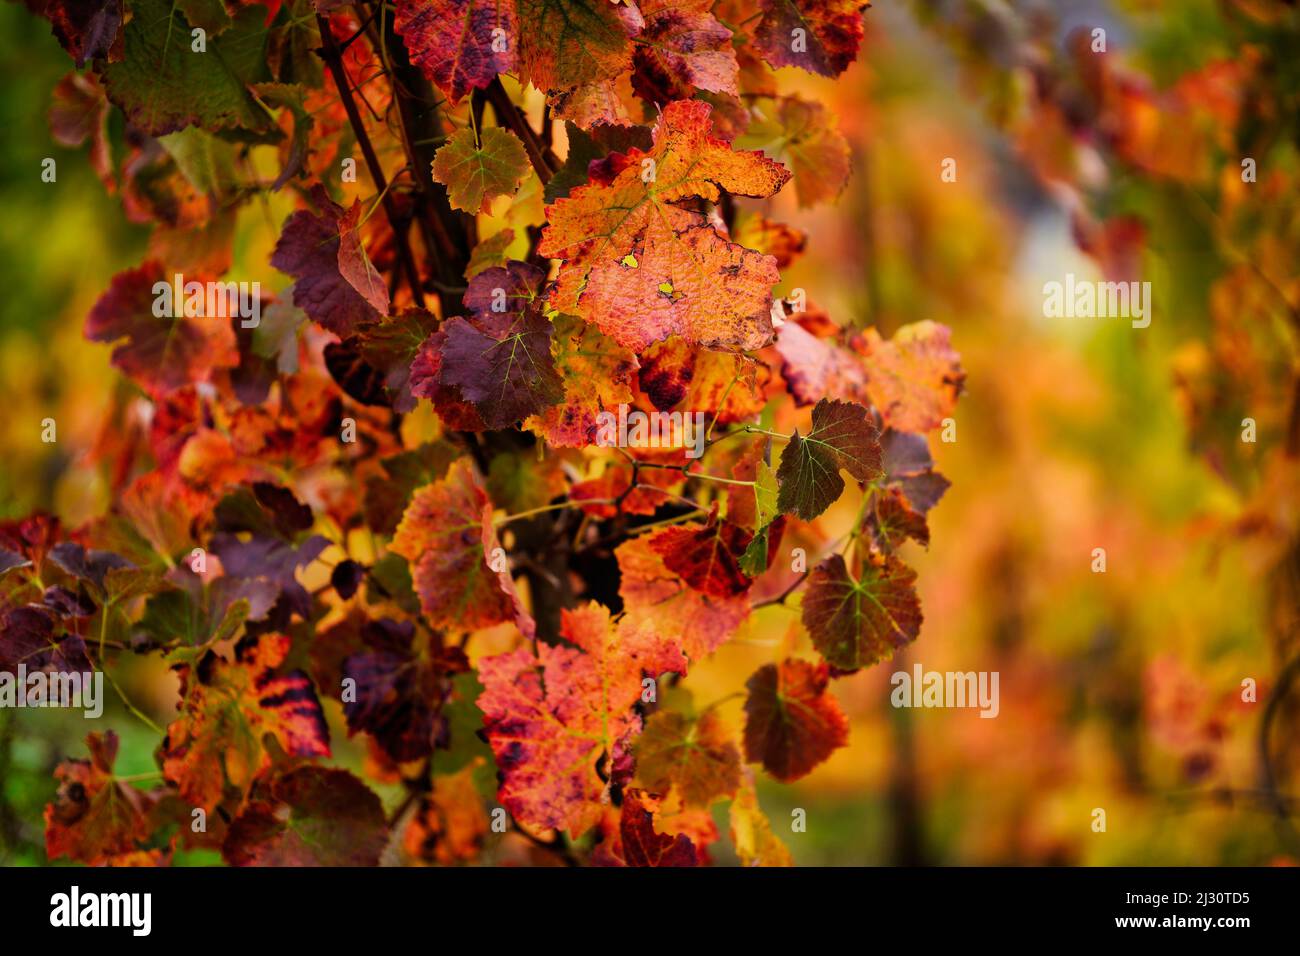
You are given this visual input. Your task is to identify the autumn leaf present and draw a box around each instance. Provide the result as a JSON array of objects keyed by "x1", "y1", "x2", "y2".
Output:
[
  {"x1": 102, "y1": 0, "x2": 279, "y2": 137},
  {"x1": 428, "y1": 262, "x2": 564, "y2": 428},
  {"x1": 858, "y1": 320, "x2": 965, "y2": 432},
  {"x1": 161, "y1": 632, "x2": 331, "y2": 811},
  {"x1": 742, "y1": 658, "x2": 848, "y2": 782},
  {"x1": 85, "y1": 260, "x2": 239, "y2": 396},
  {"x1": 865, "y1": 486, "x2": 931, "y2": 548},
  {"x1": 49, "y1": 71, "x2": 113, "y2": 187},
  {"x1": 545, "y1": 122, "x2": 652, "y2": 203},
  {"x1": 402, "y1": 760, "x2": 490, "y2": 864},
  {"x1": 363, "y1": 441, "x2": 460, "y2": 535},
  {"x1": 432, "y1": 126, "x2": 531, "y2": 214},
  {"x1": 223, "y1": 767, "x2": 387, "y2": 865},
  {"x1": 729, "y1": 769, "x2": 793, "y2": 866},
  {"x1": 801, "y1": 552, "x2": 921, "y2": 670},
  {"x1": 635, "y1": 708, "x2": 742, "y2": 807},
  {"x1": 616, "y1": 532, "x2": 750, "y2": 665},
  {"x1": 394, "y1": 0, "x2": 516, "y2": 104},
  {"x1": 598, "y1": 789, "x2": 699, "y2": 867},
  {"x1": 880, "y1": 428, "x2": 951, "y2": 514},
  {"x1": 547, "y1": 78, "x2": 635, "y2": 129},
  {"x1": 487, "y1": 449, "x2": 568, "y2": 513},
  {"x1": 736, "y1": 457, "x2": 783, "y2": 576},
  {"x1": 327, "y1": 309, "x2": 429, "y2": 411},
  {"x1": 335, "y1": 198, "x2": 390, "y2": 314},
  {"x1": 733, "y1": 213, "x2": 807, "y2": 269},
  {"x1": 631, "y1": 0, "x2": 739, "y2": 106},
  {"x1": 739, "y1": 95, "x2": 851, "y2": 206},
  {"x1": 649, "y1": 514, "x2": 755, "y2": 598},
  {"x1": 44, "y1": 731, "x2": 158, "y2": 865},
  {"x1": 753, "y1": 0, "x2": 869, "y2": 77},
  {"x1": 342, "y1": 618, "x2": 470, "y2": 761},
  {"x1": 539, "y1": 99, "x2": 790, "y2": 352},
  {"x1": 390, "y1": 459, "x2": 534, "y2": 636},
  {"x1": 41, "y1": 0, "x2": 124, "y2": 67},
  {"x1": 637, "y1": 338, "x2": 768, "y2": 424},
  {"x1": 466, "y1": 227, "x2": 516, "y2": 279},
  {"x1": 271, "y1": 186, "x2": 385, "y2": 336},
  {"x1": 527, "y1": 313, "x2": 637, "y2": 447},
  {"x1": 477, "y1": 602, "x2": 685, "y2": 836},
  {"x1": 776, "y1": 398, "x2": 882, "y2": 520},
  {"x1": 773, "y1": 317, "x2": 867, "y2": 407},
  {"x1": 517, "y1": 0, "x2": 632, "y2": 92}
]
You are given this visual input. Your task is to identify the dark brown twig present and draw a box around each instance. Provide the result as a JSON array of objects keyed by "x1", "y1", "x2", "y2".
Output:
[
  {"x1": 484, "y1": 77, "x2": 558, "y2": 184},
  {"x1": 316, "y1": 13, "x2": 425, "y2": 307}
]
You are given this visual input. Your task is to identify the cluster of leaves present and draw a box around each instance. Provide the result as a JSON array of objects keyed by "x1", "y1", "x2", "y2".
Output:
[{"x1": 7, "y1": 0, "x2": 969, "y2": 865}]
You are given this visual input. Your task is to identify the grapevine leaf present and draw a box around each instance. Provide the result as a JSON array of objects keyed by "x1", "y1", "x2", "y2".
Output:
[
  {"x1": 631, "y1": 0, "x2": 739, "y2": 105},
  {"x1": 477, "y1": 602, "x2": 686, "y2": 836},
  {"x1": 433, "y1": 262, "x2": 564, "y2": 428},
  {"x1": 615, "y1": 532, "x2": 749, "y2": 665},
  {"x1": 102, "y1": 0, "x2": 279, "y2": 138},
  {"x1": 161, "y1": 633, "x2": 331, "y2": 812},
  {"x1": 402, "y1": 762, "x2": 490, "y2": 863},
  {"x1": 44, "y1": 731, "x2": 158, "y2": 865},
  {"x1": 526, "y1": 313, "x2": 637, "y2": 447},
  {"x1": 517, "y1": 0, "x2": 632, "y2": 92},
  {"x1": 776, "y1": 398, "x2": 882, "y2": 520},
  {"x1": 753, "y1": 0, "x2": 869, "y2": 77},
  {"x1": 41, "y1": 0, "x2": 123, "y2": 68},
  {"x1": 342, "y1": 618, "x2": 470, "y2": 761},
  {"x1": 738, "y1": 463, "x2": 774, "y2": 574},
  {"x1": 880, "y1": 428, "x2": 951, "y2": 513},
  {"x1": 739, "y1": 95, "x2": 851, "y2": 207},
  {"x1": 801, "y1": 552, "x2": 922, "y2": 670},
  {"x1": 773, "y1": 317, "x2": 867, "y2": 406},
  {"x1": 466, "y1": 227, "x2": 516, "y2": 279},
  {"x1": 742, "y1": 658, "x2": 848, "y2": 782},
  {"x1": 603, "y1": 789, "x2": 699, "y2": 867},
  {"x1": 394, "y1": 0, "x2": 516, "y2": 104},
  {"x1": 335, "y1": 199, "x2": 389, "y2": 314},
  {"x1": 539, "y1": 99, "x2": 790, "y2": 352},
  {"x1": 223, "y1": 767, "x2": 387, "y2": 866},
  {"x1": 866, "y1": 486, "x2": 931, "y2": 548},
  {"x1": 271, "y1": 186, "x2": 384, "y2": 336},
  {"x1": 390, "y1": 459, "x2": 533, "y2": 635},
  {"x1": 432, "y1": 126, "x2": 531, "y2": 214},
  {"x1": 648, "y1": 515, "x2": 755, "y2": 598},
  {"x1": 635, "y1": 709, "x2": 742, "y2": 807},
  {"x1": 85, "y1": 260, "x2": 239, "y2": 396},
  {"x1": 544, "y1": 122, "x2": 652, "y2": 203},
  {"x1": 729, "y1": 770, "x2": 793, "y2": 866},
  {"x1": 858, "y1": 320, "x2": 966, "y2": 433}
]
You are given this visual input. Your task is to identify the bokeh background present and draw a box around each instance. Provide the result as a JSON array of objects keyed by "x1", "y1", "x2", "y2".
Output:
[{"x1": 2, "y1": 0, "x2": 1297, "y2": 865}]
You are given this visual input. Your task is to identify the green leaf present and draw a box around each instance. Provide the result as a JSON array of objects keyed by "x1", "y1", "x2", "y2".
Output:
[
  {"x1": 431, "y1": 126, "x2": 530, "y2": 214},
  {"x1": 738, "y1": 461, "x2": 779, "y2": 575},
  {"x1": 175, "y1": 0, "x2": 232, "y2": 35},
  {"x1": 103, "y1": 0, "x2": 279, "y2": 138},
  {"x1": 157, "y1": 126, "x2": 238, "y2": 201},
  {"x1": 776, "y1": 398, "x2": 881, "y2": 520}
]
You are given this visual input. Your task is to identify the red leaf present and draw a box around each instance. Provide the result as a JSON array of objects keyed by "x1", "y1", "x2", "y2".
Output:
[{"x1": 743, "y1": 659, "x2": 848, "y2": 782}]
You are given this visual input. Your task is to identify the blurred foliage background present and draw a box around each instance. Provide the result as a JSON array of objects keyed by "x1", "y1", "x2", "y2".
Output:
[{"x1": 2, "y1": 0, "x2": 1297, "y2": 865}]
